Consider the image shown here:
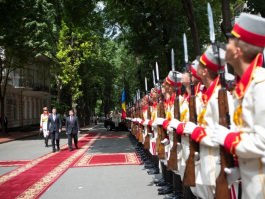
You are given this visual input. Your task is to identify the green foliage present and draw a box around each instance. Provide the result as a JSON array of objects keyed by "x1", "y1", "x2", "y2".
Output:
[
  {"x1": 56, "y1": 21, "x2": 94, "y2": 103},
  {"x1": 51, "y1": 97, "x2": 70, "y2": 114},
  {"x1": 2, "y1": 0, "x2": 265, "y2": 123},
  {"x1": 245, "y1": 0, "x2": 265, "y2": 17}
]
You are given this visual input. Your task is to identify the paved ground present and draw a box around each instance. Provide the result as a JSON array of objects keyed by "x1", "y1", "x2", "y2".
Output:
[
  {"x1": 88, "y1": 131, "x2": 136, "y2": 154},
  {"x1": 0, "y1": 124, "x2": 172, "y2": 199},
  {"x1": 42, "y1": 166, "x2": 165, "y2": 199}
]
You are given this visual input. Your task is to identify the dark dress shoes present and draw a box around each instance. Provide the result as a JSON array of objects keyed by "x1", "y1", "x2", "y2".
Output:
[
  {"x1": 156, "y1": 181, "x2": 167, "y2": 187},
  {"x1": 148, "y1": 168, "x2": 159, "y2": 175},
  {"x1": 158, "y1": 186, "x2": 173, "y2": 195},
  {"x1": 154, "y1": 178, "x2": 165, "y2": 184}
]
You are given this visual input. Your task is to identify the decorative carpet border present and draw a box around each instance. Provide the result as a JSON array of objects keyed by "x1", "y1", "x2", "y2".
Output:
[
  {"x1": 0, "y1": 134, "x2": 97, "y2": 185},
  {"x1": 16, "y1": 134, "x2": 100, "y2": 199},
  {"x1": 0, "y1": 153, "x2": 55, "y2": 185},
  {"x1": 99, "y1": 135, "x2": 128, "y2": 139},
  {"x1": 73, "y1": 152, "x2": 141, "y2": 167},
  {"x1": 0, "y1": 160, "x2": 30, "y2": 167}
]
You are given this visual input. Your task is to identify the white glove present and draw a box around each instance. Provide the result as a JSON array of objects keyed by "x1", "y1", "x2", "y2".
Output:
[
  {"x1": 151, "y1": 121, "x2": 157, "y2": 128},
  {"x1": 59, "y1": 129, "x2": 62, "y2": 133},
  {"x1": 167, "y1": 126, "x2": 174, "y2": 133},
  {"x1": 224, "y1": 167, "x2": 240, "y2": 186},
  {"x1": 136, "y1": 118, "x2": 142, "y2": 123},
  {"x1": 161, "y1": 138, "x2": 169, "y2": 145},
  {"x1": 148, "y1": 133, "x2": 153, "y2": 138},
  {"x1": 183, "y1": 122, "x2": 197, "y2": 135},
  {"x1": 211, "y1": 124, "x2": 230, "y2": 145},
  {"x1": 143, "y1": 119, "x2": 150, "y2": 127},
  {"x1": 156, "y1": 117, "x2": 165, "y2": 125},
  {"x1": 177, "y1": 142, "x2": 182, "y2": 152},
  {"x1": 194, "y1": 152, "x2": 200, "y2": 161},
  {"x1": 40, "y1": 128, "x2": 43, "y2": 132},
  {"x1": 169, "y1": 119, "x2": 180, "y2": 129}
]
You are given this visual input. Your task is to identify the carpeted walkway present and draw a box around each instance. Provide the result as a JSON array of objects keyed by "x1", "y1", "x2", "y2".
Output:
[
  {"x1": 0, "y1": 133, "x2": 99, "y2": 199},
  {"x1": 73, "y1": 152, "x2": 141, "y2": 167}
]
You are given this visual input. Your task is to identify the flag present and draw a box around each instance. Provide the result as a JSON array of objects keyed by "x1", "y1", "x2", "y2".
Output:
[{"x1": 121, "y1": 88, "x2": 126, "y2": 119}]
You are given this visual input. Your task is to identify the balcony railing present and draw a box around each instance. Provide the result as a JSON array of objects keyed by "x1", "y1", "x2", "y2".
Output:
[{"x1": 8, "y1": 77, "x2": 49, "y2": 92}]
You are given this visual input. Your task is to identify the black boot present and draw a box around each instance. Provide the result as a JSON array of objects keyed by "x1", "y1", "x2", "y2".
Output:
[
  {"x1": 45, "y1": 137, "x2": 48, "y2": 147},
  {"x1": 56, "y1": 140, "x2": 60, "y2": 151}
]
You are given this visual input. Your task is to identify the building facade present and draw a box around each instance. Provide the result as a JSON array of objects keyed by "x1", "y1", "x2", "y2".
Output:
[{"x1": 2, "y1": 55, "x2": 51, "y2": 128}]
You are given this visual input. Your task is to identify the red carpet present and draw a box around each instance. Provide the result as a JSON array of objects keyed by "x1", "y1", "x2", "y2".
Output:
[
  {"x1": 0, "y1": 133, "x2": 99, "y2": 199},
  {"x1": 73, "y1": 153, "x2": 141, "y2": 167},
  {"x1": 100, "y1": 135, "x2": 128, "y2": 139},
  {"x1": 0, "y1": 160, "x2": 30, "y2": 167}
]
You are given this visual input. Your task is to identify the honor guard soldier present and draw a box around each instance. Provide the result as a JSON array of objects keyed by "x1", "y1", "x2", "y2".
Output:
[
  {"x1": 183, "y1": 45, "x2": 235, "y2": 199},
  {"x1": 147, "y1": 86, "x2": 161, "y2": 175},
  {"x1": 162, "y1": 70, "x2": 186, "y2": 198},
  {"x1": 212, "y1": 13, "x2": 265, "y2": 199},
  {"x1": 169, "y1": 60, "x2": 205, "y2": 199}
]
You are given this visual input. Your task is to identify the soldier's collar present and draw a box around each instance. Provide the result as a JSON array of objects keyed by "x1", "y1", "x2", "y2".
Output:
[
  {"x1": 202, "y1": 76, "x2": 220, "y2": 104},
  {"x1": 235, "y1": 53, "x2": 263, "y2": 99}
]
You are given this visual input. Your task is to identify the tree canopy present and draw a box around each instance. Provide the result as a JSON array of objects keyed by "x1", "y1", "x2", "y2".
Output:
[{"x1": 0, "y1": 0, "x2": 263, "y2": 123}]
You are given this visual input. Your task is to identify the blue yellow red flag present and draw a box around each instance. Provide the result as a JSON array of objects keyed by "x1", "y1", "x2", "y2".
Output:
[{"x1": 121, "y1": 89, "x2": 126, "y2": 119}]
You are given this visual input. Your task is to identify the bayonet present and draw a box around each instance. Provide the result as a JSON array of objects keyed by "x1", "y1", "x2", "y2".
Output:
[
  {"x1": 183, "y1": 33, "x2": 188, "y2": 65},
  {"x1": 145, "y1": 77, "x2": 148, "y2": 92},
  {"x1": 171, "y1": 48, "x2": 175, "y2": 71},
  {"x1": 155, "y1": 62, "x2": 160, "y2": 81},
  {"x1": 207, "y1": 3, "x2": 216, "y2": 44},
  {"x1": 152, "y1": 70, "x2": 156, "y2": 86}
]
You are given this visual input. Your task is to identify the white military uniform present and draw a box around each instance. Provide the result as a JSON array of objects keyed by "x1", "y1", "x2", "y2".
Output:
[
  {"x1": 187, "y1": 76, "x2": 235, "y2": 199},
  {"x1": 222, "y1": 55, "x2": 265, "y2": 199},
  {"x1": 170, "y1": 83, "x2": 207, "y2": 198},
  {"x1": 149, "y1": 102, "x2": 158, "y2": 155},
  {"x1": 141, "y1": 105, "x2": 148, "y2": 144}
]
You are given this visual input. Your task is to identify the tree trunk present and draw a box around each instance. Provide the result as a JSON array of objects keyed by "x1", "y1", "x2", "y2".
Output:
[
  {"x1": 56, "y1": 75, "x2": 62, "y2": 104},
  {"x1": 0, "y1": 65, "x2": 9, "y2": 134},
  {"x1": 0, "y1": 97, "x2": 6, "y2": 134},
  {"x1": 221, "y1": 0, "x2": 232, "y2": 38},
  {"x1": 181, "y1": 0, "x2": 201, "y2": 56}
]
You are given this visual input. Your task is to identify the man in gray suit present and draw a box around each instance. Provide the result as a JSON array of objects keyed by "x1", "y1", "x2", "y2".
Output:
[
  {"x1": 65, "y1": 109, "x2": 80, "y2": 151},
  {"x1": 47, "y1": 107, "x2": 62, "y2": 152}
]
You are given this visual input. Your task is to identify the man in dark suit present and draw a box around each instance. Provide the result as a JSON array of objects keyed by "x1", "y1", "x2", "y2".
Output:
[
  {"x1": 65, "y1": 109, "x2": 80, "y2": 151},
  {"x1": 47, "y1": 107, "x2": 62, "y2": 152}
]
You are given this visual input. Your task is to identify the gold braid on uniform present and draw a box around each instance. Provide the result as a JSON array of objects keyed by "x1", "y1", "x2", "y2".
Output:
[
  {"x1": 180, "y1": 109, "x2": 188, "y2": 122},
  {"x1": 166, "y1": 111, "x2": 172, "y2": 121},
  {"x1": 233, "y1": 104, "x2": 243, "y2": 127},
  {"x1": 198, "y1": 108, "x2": 207, "y2": 126}
]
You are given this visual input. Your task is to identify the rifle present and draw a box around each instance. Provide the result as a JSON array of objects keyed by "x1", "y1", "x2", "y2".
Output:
[
  {"x1": 215, "y1": 68, "x2": 234, "y2": 199},
  {"x1": 138, "y1": 91, "x2": 144, "y2": 143},
  {"x1": 183, "y1": 33, "x2": 199, "y2": 187},
  {"x1": 167, "y1": 49, "x2": 181, "y2": 171},
  {"x1": 135, "y1": 92, "x2": 140, "y2": 140},
  {"x1": 144, "y1": 94, "x2": 152, "y2": 150},
  {"x1": 156, "y1": 85, "x2": 166, "y2": 159},
  {"x1": 207, "y1": 3, "x2": 234, "y2": 198},
  {"x1": 126, "y1": 103, "x2": 130, "y2": 129},
  {"x1": 167, "y1": 86, "x2": 180, "y2": 171}
]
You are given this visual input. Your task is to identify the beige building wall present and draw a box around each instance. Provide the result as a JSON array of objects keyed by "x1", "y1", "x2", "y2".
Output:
[
  {"x1": 4, "y1": 86, "x2": 50, "y2": 128},
  {"x1": 1, "y1": 55, "x2": 51, "y2": 128}
]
